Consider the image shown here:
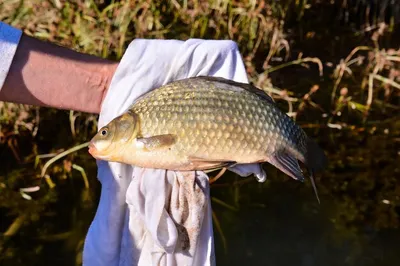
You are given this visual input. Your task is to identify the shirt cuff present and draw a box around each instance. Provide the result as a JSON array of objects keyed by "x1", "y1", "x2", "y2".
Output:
[{"x1": 0, "y1": 22, "x2": 22, "y2": 91}]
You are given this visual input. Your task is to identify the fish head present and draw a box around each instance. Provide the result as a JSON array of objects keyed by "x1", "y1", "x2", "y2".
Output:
[{"x1": 88, "y1": 112, "x2": 139, "y2": 161}]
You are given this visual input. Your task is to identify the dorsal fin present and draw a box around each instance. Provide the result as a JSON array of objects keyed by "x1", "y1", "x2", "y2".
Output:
[{"x1": 192, "y1": 76, "x2": 275, "y2": 103}]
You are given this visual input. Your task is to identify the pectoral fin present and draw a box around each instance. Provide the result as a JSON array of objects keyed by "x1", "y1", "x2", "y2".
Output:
[
  {"x1": 188, "y1": 156, "x2": 237, "y2": 171},
  {"x1": 136, "y1": 134, "x2": 177, "y2": 151}
]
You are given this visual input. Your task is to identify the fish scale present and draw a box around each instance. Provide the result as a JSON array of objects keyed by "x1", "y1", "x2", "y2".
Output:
[{"x1": 130, "y1": 79, "x2": 294, "y2": 164}]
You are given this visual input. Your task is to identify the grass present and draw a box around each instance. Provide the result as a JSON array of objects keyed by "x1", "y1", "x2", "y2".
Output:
[{"x1": 0, "y1": 0, "x2": 399, "y2": 265}]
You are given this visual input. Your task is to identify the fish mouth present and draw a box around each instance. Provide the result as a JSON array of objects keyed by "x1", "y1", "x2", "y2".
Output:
[{"x1": 88, "y1": 142, "x2": 97, "y2": 156}]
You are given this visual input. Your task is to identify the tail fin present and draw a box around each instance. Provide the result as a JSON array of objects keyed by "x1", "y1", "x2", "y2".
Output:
[
  {"x1": 309, "y1": 169, "x2": 320, "y2": 204},
  {"x1": 305, "y1": 138, "x2": 328, "y2": 173},
  {"x1": 304, "y1": 138, "x2": 328, "y2": 204}
]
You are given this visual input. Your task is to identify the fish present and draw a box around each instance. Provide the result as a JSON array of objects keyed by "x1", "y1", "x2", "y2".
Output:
[{"x1": 88, "y1": 76, "x2": 328, "y2": 202}]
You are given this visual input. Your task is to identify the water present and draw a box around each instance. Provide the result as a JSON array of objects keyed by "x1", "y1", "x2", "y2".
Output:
[{"x1": 209, "y1": 115, "x2": 400, "y2": 265}]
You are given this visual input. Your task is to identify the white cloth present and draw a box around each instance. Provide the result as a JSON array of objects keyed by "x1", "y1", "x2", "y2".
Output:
[
  {"x1": 82, "y1": 39, "x2": 266, "y2": 266},
  {"x1": 0, "y1": 22, "x2": 22, "y2": 90}
]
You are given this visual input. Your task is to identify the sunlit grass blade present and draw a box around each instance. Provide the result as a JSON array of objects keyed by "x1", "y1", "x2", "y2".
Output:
[
  {"x1": 211, "y1": 197, "x2": 239, "y2": 212},
  {"x1": 72, "y1": 164, "x2": 90, "y2": 189},
  {"x1": 40, "y1": 142, "x2": 90, "y2": 178},
  {"x1": 212, "y1": 210, "x2": 228, "y2": 255}
]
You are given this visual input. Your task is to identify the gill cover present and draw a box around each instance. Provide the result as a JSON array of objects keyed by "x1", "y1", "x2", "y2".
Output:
[{"x1": 90, "y1": 111, "x2": 139, "y2": 155}]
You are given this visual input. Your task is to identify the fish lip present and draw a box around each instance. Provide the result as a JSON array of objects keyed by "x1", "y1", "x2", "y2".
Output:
[{"x1": 88, "y1": 142, "x2": 97, "y2": 156}]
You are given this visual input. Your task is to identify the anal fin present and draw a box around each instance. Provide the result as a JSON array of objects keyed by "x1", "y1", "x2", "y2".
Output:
[
  {"x1": 268, "y1": 153, "x2": 320, "y2": 204},
  {"x1": 268, "y1": 153, "x2": 305, "y2": 181}
]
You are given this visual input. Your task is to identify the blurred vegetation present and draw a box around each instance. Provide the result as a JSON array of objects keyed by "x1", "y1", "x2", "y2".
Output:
[{"x1": 0, "y1": 0, "x2": 399, "y2": 265}]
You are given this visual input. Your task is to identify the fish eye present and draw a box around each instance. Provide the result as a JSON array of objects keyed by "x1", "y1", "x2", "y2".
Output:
[{"x1": 101, "y1": 129, "x2": 108, "y2": 136}]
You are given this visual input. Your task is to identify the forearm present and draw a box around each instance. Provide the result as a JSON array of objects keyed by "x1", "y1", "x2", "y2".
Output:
[{"x1": 0, "y1": 34, "x2": 118, "y2": 114}]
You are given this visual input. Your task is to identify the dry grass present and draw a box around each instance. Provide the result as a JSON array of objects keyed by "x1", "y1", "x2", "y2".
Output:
[{"x1": 330, "y1": 23, "x2": 400, "y2": 125}]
